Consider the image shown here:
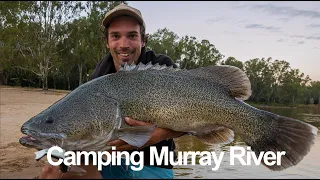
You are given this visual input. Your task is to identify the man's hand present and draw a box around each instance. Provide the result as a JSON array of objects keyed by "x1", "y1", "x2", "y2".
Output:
[{"x1": 107, "y1": 117, "x2": 185, "y2": 151}]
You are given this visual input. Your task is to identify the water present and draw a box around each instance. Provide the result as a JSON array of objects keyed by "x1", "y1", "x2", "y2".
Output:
[{"x1": 172, "y1": 106, "x2": 320, "y2": 179}]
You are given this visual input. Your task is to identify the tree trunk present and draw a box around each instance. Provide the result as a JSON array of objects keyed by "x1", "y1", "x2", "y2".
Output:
[
  {"x1": 78, "y1": 64, "x2": 83, "y2": 86},
  {"x1": 45, "y1": 75, "x2": 48, "y2": 90},
  {"x1": 0, "y1": 72, "x2": 9, "y2": 85},
  {"x1": 53, "y1": 76, "x2": 56, "y2": 90},
  {"x1": 292, "y1": 96, "x2": 295, "y2": 105},
  {"x1": 42, "y1": 75, "x2": 48, "y2": 91},
  {"x1": 4, "y1": 76, "x2": 8, "y2": 85},
  {"x1": 67, "y1": 76, "x2": 70, "y2": 90},
  {"x1": 42, "y1": 77, "x2": 45, "y2": 90}
]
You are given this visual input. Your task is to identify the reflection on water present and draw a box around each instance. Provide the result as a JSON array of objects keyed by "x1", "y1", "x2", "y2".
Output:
[{"x1": 173, "y1": 106, "x2": 320, "y2": 179}]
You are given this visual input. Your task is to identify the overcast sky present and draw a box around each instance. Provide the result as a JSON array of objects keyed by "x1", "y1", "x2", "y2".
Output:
[{"x1": 128, "y1": 1, "x2": 320, "y2": 81}]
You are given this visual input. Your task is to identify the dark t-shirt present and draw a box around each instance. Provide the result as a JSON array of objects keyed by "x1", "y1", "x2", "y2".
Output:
[{"x1": 89, "y1": 48, "x2": 178, "y2": 169}]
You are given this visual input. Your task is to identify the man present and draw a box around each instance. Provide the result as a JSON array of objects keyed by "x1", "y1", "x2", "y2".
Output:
[{"x1": 39, "y1": 3, "x2": 184, "y2": 179}]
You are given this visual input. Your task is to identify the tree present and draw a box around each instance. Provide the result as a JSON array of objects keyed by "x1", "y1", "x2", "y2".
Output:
[
  {"x1": 0, "y1": 1, "x2": 32, "y2": 85},
  {"x1": 177, "y1": 35, "x2": 198, "y2": 69},
  {"x1": 147, "y1": 28, "x2": 181, "y2": 63},
  {"x1": 196, "y1": 39, "x2": 223, "y2": 67},
  {"x1": 8, "y1": 1, "x2": 81, "y2": 90},
  {"x1": 244, "y1": 58, "x2": 272, "y2": 102},
  {"x1": 221, "y1": 56, "x2": 244, "y2": 70}
]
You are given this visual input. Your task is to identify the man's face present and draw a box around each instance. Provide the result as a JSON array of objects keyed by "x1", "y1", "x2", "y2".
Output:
[{"x1": 107, "y1": 16, "x2": 145, "y2": 71}]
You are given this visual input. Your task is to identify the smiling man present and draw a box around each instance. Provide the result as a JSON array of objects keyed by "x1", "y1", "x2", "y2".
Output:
[
  {"x1": 89, "y1": 4, "x2": 184, "y2": 178},
  {"x1": 39, "y1": 3, "x2": 184, "y2": 179},
  {"x1": 105, "y1": 16, "x2": 143, "y2": 71},
  {"x1": 90, "y1": 3, "x2": 178, "y2": 76}
]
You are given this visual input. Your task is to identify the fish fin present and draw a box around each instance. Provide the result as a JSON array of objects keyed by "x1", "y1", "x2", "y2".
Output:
[
  {"x1": 118, "y1": 62, "x2": 177, "y2": 72},
  {"x1": 244, "y1": 112, "x2": 318, "y2": 171},
  {"x1": 119, "y1": 62, "x2": 138, "y2": 71},
  {"x1": 188, "y1": 65, "x2": 252, "y2": 100},
  {"x1": 118, "y1": 63, "x2": 251, "y2": 100},
  {"x1": 116, "y1": 125, "x2": 156, "y2": 148},
  {"x1": 195, "y1": 125, "x2": 235, "y2": 145}
]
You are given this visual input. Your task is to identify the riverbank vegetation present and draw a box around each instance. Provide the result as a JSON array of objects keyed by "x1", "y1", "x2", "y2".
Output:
[{"x1": 1, "y1": 1, "x2": 319, "y2": 106}]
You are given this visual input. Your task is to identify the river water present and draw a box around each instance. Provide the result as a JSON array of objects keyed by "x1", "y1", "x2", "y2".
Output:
[{"x1": 173, "y1": 106, "x2": 320, "y2": 179}]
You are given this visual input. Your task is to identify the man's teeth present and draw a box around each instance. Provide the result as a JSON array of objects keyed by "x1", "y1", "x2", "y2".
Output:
[{"x1": 119, "y1": 53, "x2": 130, "y2": 57}]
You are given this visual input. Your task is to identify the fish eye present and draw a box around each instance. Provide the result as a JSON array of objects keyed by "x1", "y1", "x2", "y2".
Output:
[{"x1": 46, "y1": 116, "x2": 54, "y2": 124}]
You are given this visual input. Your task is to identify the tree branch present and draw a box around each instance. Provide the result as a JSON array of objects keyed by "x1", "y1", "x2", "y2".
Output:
[{"x1": 15, "y1": 66, "x2": 42, "y2": 77}]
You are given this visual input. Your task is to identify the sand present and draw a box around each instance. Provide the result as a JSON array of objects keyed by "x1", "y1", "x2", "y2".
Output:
[{"x1": 0, "y1": 86, "x2": 68, "y2": 179}]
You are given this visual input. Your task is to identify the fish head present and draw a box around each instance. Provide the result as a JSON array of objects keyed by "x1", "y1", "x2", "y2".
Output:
[{"x1": 19, "y1": 85, "x2": 120, "y2": 151}]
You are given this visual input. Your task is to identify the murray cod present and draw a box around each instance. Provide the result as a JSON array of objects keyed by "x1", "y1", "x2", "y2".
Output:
[{"x1": 20, "y1": 62, "x2": 318, "y2": 171}]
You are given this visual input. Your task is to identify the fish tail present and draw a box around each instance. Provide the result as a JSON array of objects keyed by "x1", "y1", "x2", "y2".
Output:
[{"x1": 244, "y1": 112, "x2": 318, "y2": 171}]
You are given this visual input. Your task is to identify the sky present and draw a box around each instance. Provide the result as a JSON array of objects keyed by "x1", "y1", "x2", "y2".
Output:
[{"x1": 128, "y1": 1, "x2": 320, "y2": 81}]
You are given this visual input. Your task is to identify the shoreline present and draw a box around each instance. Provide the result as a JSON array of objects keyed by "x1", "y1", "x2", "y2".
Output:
[
  {"x1": 251, "y1": 103, "x2": 320, "y2": 109},
  {"x1": 2, "y1": 85, "x2": 318, "y2": 109}
]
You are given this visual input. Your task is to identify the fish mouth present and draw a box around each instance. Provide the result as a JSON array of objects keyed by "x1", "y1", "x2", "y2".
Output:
[
  {"x1": 19, "y1": 134, "x2": 42, "y2": 148},
  {"x1": 19, "y1": 128, "x2": 45, "y2": 149},
  {"x1": 19, "y1": 127, "x2": 65, "y2": 150}
]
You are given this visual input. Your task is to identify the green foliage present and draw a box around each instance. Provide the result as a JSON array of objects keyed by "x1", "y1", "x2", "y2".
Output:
[
  {"x1": 147, "y1": 29, "x2": 224, "y2": 69},
  {"x1": 221, "y1": 57, "x2": 244, "y2": 70},
  {"x1": 147, "y1": 28, "x2": 181, "y2": 63},
  {"x1": 242, "y1": 57, "x2": 316, "y2": 105}
]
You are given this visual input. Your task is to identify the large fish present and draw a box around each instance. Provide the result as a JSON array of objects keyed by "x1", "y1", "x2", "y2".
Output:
[{"x1": 19, "y1": 63, "x2": 318, "y2": 171}]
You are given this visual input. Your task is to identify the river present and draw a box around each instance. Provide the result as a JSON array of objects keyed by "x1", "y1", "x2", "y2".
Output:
[{"x1": 173, "y1": 106, "x2": 320, "y2": 179}]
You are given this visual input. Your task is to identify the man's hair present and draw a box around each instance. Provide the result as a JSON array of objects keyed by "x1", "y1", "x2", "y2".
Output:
[{"x1": 103, "y1": 15, "x2": 148, "y2": 44}]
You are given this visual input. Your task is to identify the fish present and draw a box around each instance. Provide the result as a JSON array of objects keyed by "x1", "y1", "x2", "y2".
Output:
[{"x1": 19, "y1": 62, "x2": 318, "y2": 171}]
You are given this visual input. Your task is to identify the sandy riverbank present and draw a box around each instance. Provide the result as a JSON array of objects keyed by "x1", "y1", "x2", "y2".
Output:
[{"x1": 0, "y1": 86, "x2": 68, "y2": 179}]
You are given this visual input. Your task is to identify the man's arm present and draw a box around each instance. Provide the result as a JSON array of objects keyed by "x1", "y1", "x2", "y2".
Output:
[{"x1": 39, "y1": 161, "x2": 102, "y2": 179}]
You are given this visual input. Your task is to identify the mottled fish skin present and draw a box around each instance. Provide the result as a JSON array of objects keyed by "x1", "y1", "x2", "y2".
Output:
[
  {"x1": 94, "y1": 66, "x2": 272, "y2": 136},
  {"x1": 20, "y1": 63, "x2": 318, "y2": 171},
  {"x1": 107, "y1": 71, "x2": 236, "y2": 128}
]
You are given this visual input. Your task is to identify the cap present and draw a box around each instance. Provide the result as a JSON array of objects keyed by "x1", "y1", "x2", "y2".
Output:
[{"x1": 102, "y1": 3, "x2": 146, "y2": 30}]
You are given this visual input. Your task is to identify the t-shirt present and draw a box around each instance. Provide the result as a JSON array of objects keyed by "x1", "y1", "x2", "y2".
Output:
[{"x1": 89, "y1": 48, "x2": 178, "y2": 169}]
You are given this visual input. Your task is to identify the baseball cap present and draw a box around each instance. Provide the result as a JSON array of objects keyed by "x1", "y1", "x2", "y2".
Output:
[{"x1": 102, "y1": 3, "x2": 146, "y2": 30}]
